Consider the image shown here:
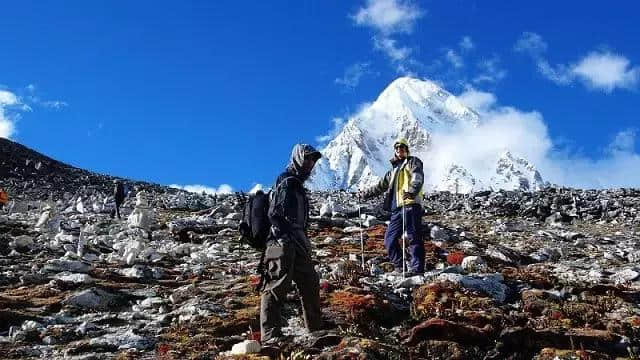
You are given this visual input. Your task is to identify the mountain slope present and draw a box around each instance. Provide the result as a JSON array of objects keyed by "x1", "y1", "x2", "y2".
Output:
[{"x1": 0, "y1": 138, "x2": 159, "y2": 199}]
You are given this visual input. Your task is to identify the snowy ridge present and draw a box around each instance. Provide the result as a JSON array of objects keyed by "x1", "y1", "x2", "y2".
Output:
[{"x1": 490, "y1": 151, "x2": 546, "y2": 192}]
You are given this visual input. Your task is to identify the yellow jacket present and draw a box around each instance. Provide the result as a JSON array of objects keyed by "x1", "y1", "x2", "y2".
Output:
[{"x1": 363, "y1": 156, "x2": 424, "y2": 211}]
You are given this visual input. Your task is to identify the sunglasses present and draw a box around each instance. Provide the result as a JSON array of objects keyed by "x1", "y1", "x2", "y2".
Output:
[{"x1": 394, "y1": 145, "x2": 408, "y2": 150}]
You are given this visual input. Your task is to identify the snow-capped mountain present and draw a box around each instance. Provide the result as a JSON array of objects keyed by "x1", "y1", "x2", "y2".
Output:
[
  {"x1": 490, "y1": 151, "x2": 545, "y2": 192},
  {"x1": 308, "y1": 77, "x2": 546, "y2": 193},
  {"x1": 434, "y1": 164, "x2": 485, "y2": 194}
]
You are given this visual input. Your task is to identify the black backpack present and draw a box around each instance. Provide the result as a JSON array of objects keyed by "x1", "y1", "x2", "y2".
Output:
[
  {"x1": 238, "y1": 190, "x2": 271, "y2": 250},
  {"x1": 237, "y1": 176, "x2": 301, "y2": 250}
]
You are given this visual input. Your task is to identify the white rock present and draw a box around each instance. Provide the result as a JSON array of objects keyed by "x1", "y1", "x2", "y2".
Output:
[
  {"x1": 64, "y1": 288, "x2": 123, "y2": 310},
  {"x1": 319, "y1": 202, "x2": 332, "y2": 217},
  {"x1": 323, "y1": 236, "x2": 336, "y2": 244},
  {"x1": 76, "y1": 198, "x2": 86, "y2": 214},
  {"x1": 396, "y1": 274, "x2": 426, "y2": 288},
  {"x1": 11, "y1": 235, "x2": 34, "y2": 248},
  {"x1": 54, "y1": 272, "x2": 95, "y2": 284},
  {"x1": 611, "y1": 269, "x2": 639, "y2": 284},
  {"x1": 44, "y1": 259, "x2": 91, "y2": 273},
  {"x1": 458, "y1": 240, "x2": 477, "y2": 250},
  {"x1": 120, "y1": 265, "x2": 146, "y2": 279},
  {"x1": 343, "y1": 226, "x2": 364, "y2": 234},
  {"x1": 461, "y1": 256, "x2": 486, "y2": 272},
  {"x1": 21, "y1": 320, "x2": 42, "y2": 331},
  {"x1": 88, "y1": 329, "x2": 154, "y2": 350},
  {"x1": 128, "y1": 192, "x2": 155, "y2": 231},
  {"x1": 230, "y1": 340, "x2": 261, "y2": 355},
  {"x1": 77, "y1": 232, "x2": 86, "y2": 257},
  {"x1": 430, "y1": 226, "x2": 450, "y2": 241},
  {"x1": 437, "y1": 273, "x2": 507, "y2": 302}
]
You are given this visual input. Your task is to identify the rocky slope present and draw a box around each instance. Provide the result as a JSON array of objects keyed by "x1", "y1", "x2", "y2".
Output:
[{"x1": 1, "y1": 139, "x2": 639, "y2": 359}]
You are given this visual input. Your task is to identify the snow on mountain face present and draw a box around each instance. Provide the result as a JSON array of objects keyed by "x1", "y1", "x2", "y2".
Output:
[
  {"x1": 308, "y1": 77, "x2": 546, "y2": 193},
  {"x1": 434, "y1": 164, "x2": 485, "y2": 194},
  {"x1": 490, "y1": 151, "x2": 546, "y2": 192},
  {"x1": 309, "y1": 77, "x2": 480, "y2": 191}
]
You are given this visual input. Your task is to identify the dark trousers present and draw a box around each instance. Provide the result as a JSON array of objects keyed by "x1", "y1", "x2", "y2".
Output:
[
  {"x1": 110, "y1": 202, "x2": 122, "y2": 219},
  {"x1": 384, "y1": 204, "x2": 424, "y2": 272},
  {"x1": 260, "y1": 235, "x2": 322, "y2": 341}
]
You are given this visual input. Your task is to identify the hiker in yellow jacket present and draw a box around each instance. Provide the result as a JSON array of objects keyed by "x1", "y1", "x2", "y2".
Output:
[{"x1": 361, "y1": 138, "x2": 426, "y2": 275}]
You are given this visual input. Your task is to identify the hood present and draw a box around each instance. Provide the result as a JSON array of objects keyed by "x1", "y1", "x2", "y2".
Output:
[{"x1": 287, "y1": 143, "x2": 322, "y2": 180}]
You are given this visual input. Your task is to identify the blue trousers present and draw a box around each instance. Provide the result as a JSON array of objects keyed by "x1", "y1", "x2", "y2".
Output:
[{"x1": 384, "y1": 204, "x2": 424, "y2": 272}]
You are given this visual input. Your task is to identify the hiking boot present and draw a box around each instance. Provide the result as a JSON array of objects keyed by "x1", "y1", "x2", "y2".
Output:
[
  {"x1": 405, "y1": 270, "x2": 422, "y2": 277},
  {"x1": 260, "y1": 335, "x2": 291, "y2": 355},
  {"x1": 260, "y1": 334, "x2": 290, "y2": 347}
]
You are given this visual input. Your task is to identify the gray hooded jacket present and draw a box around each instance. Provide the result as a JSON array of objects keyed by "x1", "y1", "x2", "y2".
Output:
[{"x1": 268, "y1": 144, "x2": 321, "y2": 239}]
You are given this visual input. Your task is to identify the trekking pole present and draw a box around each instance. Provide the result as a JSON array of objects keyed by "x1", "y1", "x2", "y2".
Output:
[
  {"x1": 359, "y1": 203, "x2": 365, "y2": 270},
  {"x1": 402, "y1": 205, "x2": 407, "y2": 279}
]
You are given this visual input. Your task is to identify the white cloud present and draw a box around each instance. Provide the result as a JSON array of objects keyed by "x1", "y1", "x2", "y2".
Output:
[
  {"x1": 541, "y1": 130, "x2": 640, "y2": 189},
  {"x1": 424, "y1": 87, "x2": 640, "y2": 189},
  {"x1": 351, "y1": 0, "x2": 424, "y2": 34},
  {"x1": 0, "y1": 89, "x2": 21, "y2": 139},
  {"x1": 536, "y1": 60, "x2": 573, "y2": 85},
  {"x1": 608, "y1": 129, "x2": 637, "y2": 153},
  {"x1": 42, "y1": 100, "x2": 68, "y2": 110},
  {"x1": 0, "y1": 85, "x2": 68, "y2": 138},
  {"x1": 373, "y1": 36, "x2": 411, "y2": 62},
  {"x1": 316, "y1": 117, "x2": 346, "y2": 143},
  {"x1": 571, "y1": 52, "x2": 640, "y2": 92},
  {"x1": 445, "y1": 49, "x2": 463, "y2": 68},
  {"x1": 0, "y1": 90, "x2": 19, "y2": 106},
  {"x1": 169, "y1": 184, "x2": 234, "y2": 195},
  {"x1": 459, "y1": 36, "x2": 474, "y2": 51},
  {"x1": 457, "y1": 87, "x2": 497, "y2": 113},
  {"x1": 514, "y1": 32, "x2": 548, "y2": 56},
  {"x1": 473, "y1": 57, "x2": 507, "y2": 84},
  {"x1": 0, "y1": 111, "x2": 16, "y2": 138},
  {"x1": 351, "y1": 0, "x2": 423, "y2": 75},
  {"x1": 515, "y1": 32, "x2": 640, "y2": 92},
  {"x1": 335, "y1": 62, "x2": 373, "y2": 89}
]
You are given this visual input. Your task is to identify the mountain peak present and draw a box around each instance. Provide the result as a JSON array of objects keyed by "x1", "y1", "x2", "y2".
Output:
[{"x1": 309, "y1": 77, "x2": 545, "y2": 193}]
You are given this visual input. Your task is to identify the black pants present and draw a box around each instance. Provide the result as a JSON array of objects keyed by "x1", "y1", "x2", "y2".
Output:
[
  {"x1": 111, "y1": 202, "x2": 122, "y2": 219},
  {"x1": 260, "y1": 235, "x2": 322, "y2": 341}
]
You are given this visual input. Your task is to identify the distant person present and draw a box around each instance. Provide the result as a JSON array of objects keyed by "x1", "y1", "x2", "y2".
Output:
[
  {"x1": 111, "y1": 180, "x2": 126, "y2": 219},
  {"x1": 0, "y1": 188, "x2": 8, "y2": 210},
  {"x1": 260, "y1": 144, "x2": 323, "y2": 346},
  {"x1": 360, "y1": 138, "x2": 425, "y2": 275}
]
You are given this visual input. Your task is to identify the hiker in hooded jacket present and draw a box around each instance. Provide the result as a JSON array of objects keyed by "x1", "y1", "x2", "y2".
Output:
[
  {"x1": 360, "y1": 138, "x2": 426, "y2": 275},
  {"x1": 260, "y1": 143, "x2": 323, "y2": 345},
  {"x1": 111, "y1": 180, "x2": 126, "y2": 219}
]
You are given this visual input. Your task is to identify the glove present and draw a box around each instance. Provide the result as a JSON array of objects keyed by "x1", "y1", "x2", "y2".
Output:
[{"x1": 402, "y1": 191, "x2": 415, "y2": 201}]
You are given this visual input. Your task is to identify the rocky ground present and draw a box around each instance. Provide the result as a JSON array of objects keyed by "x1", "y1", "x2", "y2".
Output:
[{"x1": 1, "y1": 139, "x2": 640, "y2": 359}]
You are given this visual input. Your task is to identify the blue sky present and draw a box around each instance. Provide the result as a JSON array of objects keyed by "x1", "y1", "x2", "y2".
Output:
[{"x1": 1, "y1": 1, "x2": 638, "y2": 191}]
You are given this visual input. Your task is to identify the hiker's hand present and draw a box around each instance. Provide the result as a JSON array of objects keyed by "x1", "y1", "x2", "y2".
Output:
[
  {"x1": 402, "y1": 191, "x2": 414, "y2": 201},
  {"x1": 270, "y1": 226, "x2": 283, "y2": 239}
]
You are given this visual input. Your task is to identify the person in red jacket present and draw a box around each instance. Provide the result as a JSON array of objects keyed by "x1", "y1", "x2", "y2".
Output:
[{"x1": 0, "y1": 189, "x2": 8, "y2": 210}]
